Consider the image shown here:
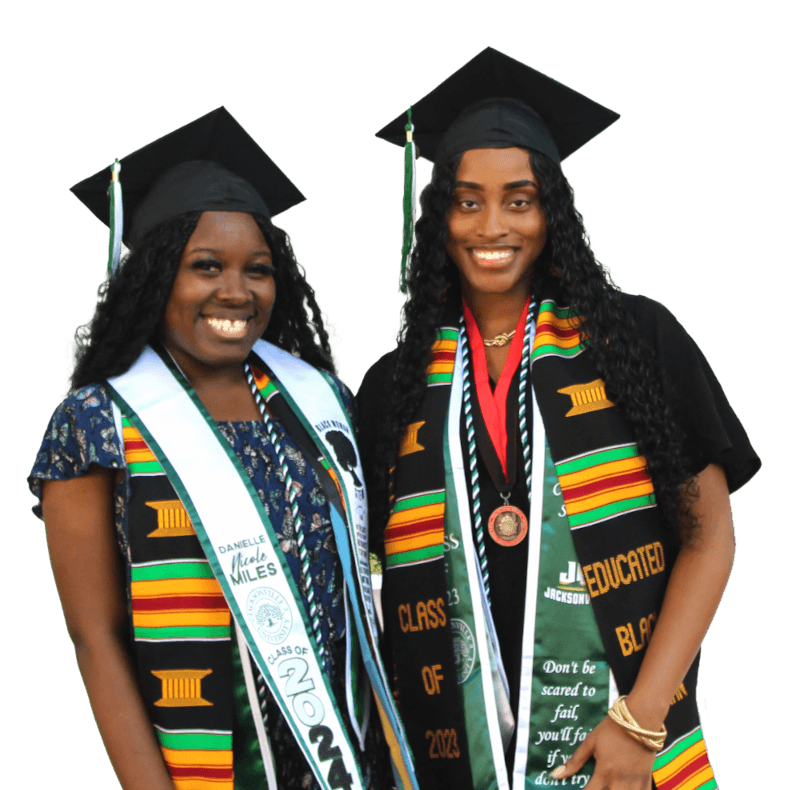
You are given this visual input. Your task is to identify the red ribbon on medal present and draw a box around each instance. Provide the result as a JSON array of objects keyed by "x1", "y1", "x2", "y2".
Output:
[{"x1": 463, "y1": 299, "x2": 531, "y2": 546}]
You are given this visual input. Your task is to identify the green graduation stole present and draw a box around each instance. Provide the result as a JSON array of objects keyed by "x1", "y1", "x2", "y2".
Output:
[
  {"x1": 383, "y1": 288, "x2": 717, "y2": 790},
  {"x1": 108, "y1": 342, "x2": 418, "y2": 790}
]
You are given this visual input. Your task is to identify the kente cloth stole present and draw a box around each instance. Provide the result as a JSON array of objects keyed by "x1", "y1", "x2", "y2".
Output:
[
  {"x1": 109, "y1": 342, "x2": 417, "y2": 790},
  {"x1": 383, "y1": 288, "x2": 717, "y2": 790}
]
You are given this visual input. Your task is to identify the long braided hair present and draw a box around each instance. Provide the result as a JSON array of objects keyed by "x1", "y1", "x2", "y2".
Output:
[
  {"x1": 72, "y1": 211, "x2": 334, "y2": 388},
  {"x1": 371, "y1": 150, "x2": 698, "y2": 545}
]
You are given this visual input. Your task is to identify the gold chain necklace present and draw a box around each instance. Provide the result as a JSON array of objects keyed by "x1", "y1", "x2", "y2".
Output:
[{"x1": 483, "y1": 329, "x2": 516, "y2": 348}]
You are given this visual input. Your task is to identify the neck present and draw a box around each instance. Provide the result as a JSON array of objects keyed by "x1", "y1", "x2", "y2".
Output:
[
  {"x1": 462, "y1": 288, "x2": 530, "y2": 341},
  {"x1": 162, "y1": 347, "x2": 263, "y2": 421}
]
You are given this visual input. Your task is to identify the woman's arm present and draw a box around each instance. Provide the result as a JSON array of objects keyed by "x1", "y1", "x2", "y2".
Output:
[
  {"x1": 554, "y1": 463, "x2": 735, "y2": 789},
  {"x1": 43, "y1": 466, "x2": 175, "y2": 790}
]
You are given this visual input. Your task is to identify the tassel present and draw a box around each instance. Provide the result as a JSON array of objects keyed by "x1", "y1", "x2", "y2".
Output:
[
  {"x1": 107, "y1": 159, "x2": 123, "y2": 276},
  {"x1": 400, "y1": 108, "x2": 416, "y2": 293}
]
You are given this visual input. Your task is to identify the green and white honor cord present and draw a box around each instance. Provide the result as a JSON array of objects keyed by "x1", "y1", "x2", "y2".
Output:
[
  {"x1": 459, "y1": 317, "x2": 491, "y2": 599},
  {"x1": 245, "y1": 363, "x2": 326, "y2": 662},
  {"x1": 458, "y1": 300, "x2": 536, "y2": 603},
  {"x1": 518, "y1": 302, "x2": 535, "y2": 489}
]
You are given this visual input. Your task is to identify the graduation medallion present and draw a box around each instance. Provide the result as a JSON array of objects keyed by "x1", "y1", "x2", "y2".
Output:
[{"x1": 488, "y1": 502, "x2": 528, "y2": 547}]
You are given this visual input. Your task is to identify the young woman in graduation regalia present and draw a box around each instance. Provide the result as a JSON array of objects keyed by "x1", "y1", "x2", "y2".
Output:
[
  {"x1": 358, "y1": 49, "x2": 760, "y2": 790},
  {"x1": 29, "y1": 108, "x2": 417, "y2": 790}
]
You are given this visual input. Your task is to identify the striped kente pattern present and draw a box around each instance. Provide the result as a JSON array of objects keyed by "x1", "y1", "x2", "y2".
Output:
[
  {"x1": 386, "y1": 327, "x2": 457, "y2": 569},
  {"x1": 653, "y1": 728, "x2": 716, "y2": 790},
  {"x1": 122, "y1": 417, "x2": 164, "y2": 475},
  {"x1": 556, "y1": 444, "x2": 656, "y2": 529},
  {"x1": 385, "y1": 490, "x2": 446, "y2": 568},
  {"x1": 156, "y1": 727, "x2": 234, "y2": 789},
  {"x1": 249, "y1": 364, "x2": 277, "y2": 401},
  {"x1": 320, "y1": 457, "x2": 346, "y2": 507},
  {"x1": 132, "y1": 560, "x2": 230, "y2": 641},
  {"x1": 427, "y1": 328, "x2": 458, "y2": 385},
  {"x1": 532, "y1": 300, "x2": 585, "y2": 360},
  {"x1": 123, "y1": 418, "x2": 233, "y2": 788}
]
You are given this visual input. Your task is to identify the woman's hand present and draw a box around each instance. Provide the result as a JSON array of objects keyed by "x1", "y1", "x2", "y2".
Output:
[{"x1": 551, "y1": 716, "x2": 656, "y2": 789}]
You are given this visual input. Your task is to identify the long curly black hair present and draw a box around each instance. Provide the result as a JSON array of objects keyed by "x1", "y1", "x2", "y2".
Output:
[
  {"x1": 72, "y1": 211, "x2": 334, "y2": 388},
  {"x1": 372, "y1": 150, "x2": 699, "y2": 545}
]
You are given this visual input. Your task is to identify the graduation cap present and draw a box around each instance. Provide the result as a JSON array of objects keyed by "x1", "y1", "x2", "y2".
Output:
[
  {"x1": 375, "y1": 47, "x2": 619, "y2": 290},
  {"x1": 71, "y1": 106, "x2": 305, "y2": 272},
  {"x1": 376, "y1": 47, "x2": 619, "y2": 165}
]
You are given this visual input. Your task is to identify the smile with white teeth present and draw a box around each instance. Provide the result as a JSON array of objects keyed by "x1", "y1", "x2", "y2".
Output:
[
  {"x1": 473, "y1": 250, "x2": 514, "y2": 262},
  {"x1": 206, "y1": 317, "x2": 249, "y2": 336}
]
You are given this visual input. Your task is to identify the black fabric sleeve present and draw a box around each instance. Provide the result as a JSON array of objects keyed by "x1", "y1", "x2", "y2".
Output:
[
  {"x1": 356, "y1": 351, "x2": 397, "y2": 556},
  {"x1": 623, "y1": 293, "x2": 760, "y2": 493}
]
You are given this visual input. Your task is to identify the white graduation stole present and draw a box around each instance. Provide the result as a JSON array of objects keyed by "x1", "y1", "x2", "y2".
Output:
[{"x1": 108, "y1": 342, "x2": 417, "y2": 790}]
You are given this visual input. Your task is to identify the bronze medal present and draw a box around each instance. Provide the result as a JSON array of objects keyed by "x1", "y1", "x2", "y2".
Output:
[{"x1": 488, "y1": 504, "x2": 528, "y2": 546}]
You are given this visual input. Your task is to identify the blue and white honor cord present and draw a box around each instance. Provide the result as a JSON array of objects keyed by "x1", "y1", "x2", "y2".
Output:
[
  {"x1": 458, "y1": 300, "x2": 536, "y2": 603},
  {"x1": 245, "y1": 363, "x2": 325, "y2": 662}
]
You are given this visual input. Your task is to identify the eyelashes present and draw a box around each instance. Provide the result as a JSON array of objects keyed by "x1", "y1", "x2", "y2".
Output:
[{"x1": 188, "y1": 259, "x2": 275, "y2": 276}]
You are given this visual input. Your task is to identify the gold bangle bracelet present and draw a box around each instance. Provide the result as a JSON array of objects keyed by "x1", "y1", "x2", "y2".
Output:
[{"x1": 607, "y1": 696, "x2": 667, "y2": 753}]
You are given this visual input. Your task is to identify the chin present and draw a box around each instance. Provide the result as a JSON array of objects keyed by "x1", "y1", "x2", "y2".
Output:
[{"x1": 467, "y1": 274, "x2": 525, "y2": 297}]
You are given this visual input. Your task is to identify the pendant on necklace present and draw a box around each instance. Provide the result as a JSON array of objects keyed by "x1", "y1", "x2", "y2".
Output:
[{"x1": 488, "y1": 494, "x2": 528, "y2": 546}]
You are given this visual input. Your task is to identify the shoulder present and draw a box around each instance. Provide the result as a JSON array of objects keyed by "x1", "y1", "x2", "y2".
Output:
[
  {"x1": 43, "y1": 384, "x2": 118, "y2": 440},
  {"x1": 357, "y1": 350, "x2": 398, "y2": 411},
  {"x1": 617, "y1": 291, "x2": 760, "y2": 491},
  {"x1": 28, "y1": 384, "x2": 124, "y2": 516},
  {"x1": 618, "y1": 292, "x2": 701, "y2": 370},
  {"x1": 320, "y1": 370, "x2": 356, "y2": 422},
  {"x1": 322, "y1": 370, "x2": 354, "y2": 401},
  {"x1": 355, "y1": 350, "x2": 398, "y2": 456},
  {"x1": 619, "y1": 292, "x2": 685, "y2": 337}
]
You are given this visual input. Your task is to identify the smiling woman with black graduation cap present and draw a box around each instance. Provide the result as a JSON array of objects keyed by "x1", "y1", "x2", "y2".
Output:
[
  {"x1": 27, "y1": 108, "x2": 417, "y2": 790},
  {"x1": 358, "y1": 48, "x2": 760, "y2": 790}
]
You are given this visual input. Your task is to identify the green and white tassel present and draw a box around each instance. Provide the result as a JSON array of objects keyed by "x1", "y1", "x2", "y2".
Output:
[
  {"x1": 400, "y1": 108, "x2": 416, "y2": 293},
  {"x1": 108, "y1": 159, "x2": 123, "y2": 276}
]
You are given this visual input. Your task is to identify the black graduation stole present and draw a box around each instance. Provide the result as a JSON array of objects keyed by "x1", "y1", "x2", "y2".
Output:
[
  {"x1": 122, "y1": 415, "x2": 236, "y2": 789},
  {"x1": 381, "y1": 325, "x2": 474, "y2": 789}
]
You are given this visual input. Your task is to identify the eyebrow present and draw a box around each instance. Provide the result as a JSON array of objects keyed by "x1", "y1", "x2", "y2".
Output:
[
  {"x1": 454, "y1": 179, "x2": 538, "y2": 190},
  {"x1": 187, "y1": 247, "x2": 272, "y2": 256}
]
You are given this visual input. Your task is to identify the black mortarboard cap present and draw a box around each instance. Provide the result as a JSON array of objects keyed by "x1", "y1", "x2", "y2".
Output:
[
  {"x1": 376, "y1": 47, "x2": 619, "y2": 164},
  {"x1": 71, "y1": 107, "x2": 305, "y2": 247}
]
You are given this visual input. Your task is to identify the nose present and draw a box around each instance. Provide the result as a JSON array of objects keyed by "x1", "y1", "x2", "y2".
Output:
[
  {"x1": 477, "y1": 200, "x2": 509, "y2": 240},
  {"x1": 217, "y1": 270, "x2": 250, "y2": 303}
]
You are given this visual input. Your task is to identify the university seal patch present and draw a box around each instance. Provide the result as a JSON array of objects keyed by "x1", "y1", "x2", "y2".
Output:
[
  {"x1": 451, "y1": 618, "x2": 476, "y2": 684},
  {"x1": 246, "y1": 587, "x2": 292, "y2": 645}
]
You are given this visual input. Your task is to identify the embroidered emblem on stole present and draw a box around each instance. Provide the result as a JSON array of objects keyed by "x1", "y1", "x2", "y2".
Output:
[
  {"x1": 152, "y1": 669, "x2": 214, "y2": 707},
  {"x1": 399, "y1": 421, "x2": 426, "y2": 457},
  {"x1": 557, "y1": 378, "x2": 615, "y2": 416},
  {"x1": 145, "y1": 499, "x2": 195, "y2": 537}
]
